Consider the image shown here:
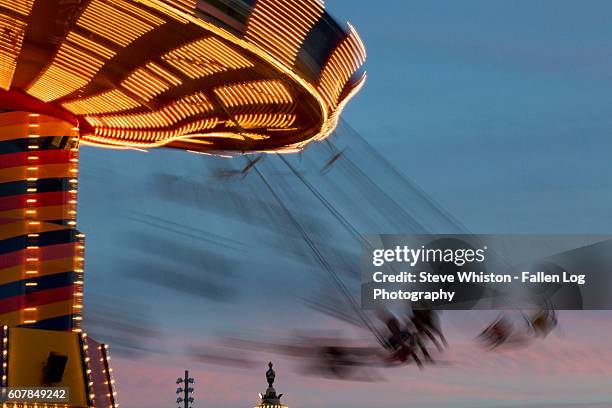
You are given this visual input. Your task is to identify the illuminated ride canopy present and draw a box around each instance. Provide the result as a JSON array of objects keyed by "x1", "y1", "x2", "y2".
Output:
[{"x1": 0, "y1": 0, "x2": 367, "y2": 153}]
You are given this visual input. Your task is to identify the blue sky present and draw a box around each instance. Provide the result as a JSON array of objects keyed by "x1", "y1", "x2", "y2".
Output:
[
  {"x1": 327, "y1": 0, "x2": 612, "y2": 233},
  {"x1": 76, "y1": 1, "x2": 612, "y2": 408}
]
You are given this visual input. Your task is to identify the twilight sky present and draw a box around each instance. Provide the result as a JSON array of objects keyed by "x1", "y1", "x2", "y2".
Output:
[{"x1": 76, "y1": 1, "x2": 612, "y2": 408}]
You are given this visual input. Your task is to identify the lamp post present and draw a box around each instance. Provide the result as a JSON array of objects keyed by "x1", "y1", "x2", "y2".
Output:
[{"x1": 176, "y1": 370, "x2": 195, "y2": 408}]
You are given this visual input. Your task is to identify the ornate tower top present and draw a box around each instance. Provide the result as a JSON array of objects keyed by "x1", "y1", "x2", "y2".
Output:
[{"x1": 256, "y1": 362, "x2": 286, "y2": 408}]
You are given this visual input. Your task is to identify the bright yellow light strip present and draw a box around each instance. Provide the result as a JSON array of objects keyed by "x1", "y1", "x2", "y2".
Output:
[
  {"x1": 318, "y1": 24, "x2": 367, "y2": 111},
  {"x1": 0, "y1": 14, "x2": 27, "y2": 90},
  {"x1": 121, "y1": 62, "x2": 181, "y2": 101},
  {"x1": 312, "y1": 70, "x2": 366, "y2": 143},
  {"x1": 162, "y1": 37, "x2": 253, "y2": 79},
  {"x1": 84, "y1": 91, "x2": 213, "y2": 130},
  {"x1": 26, "y1": 32, "x2": 116, "y2": 101},
  {"x1": 215, "y1": 80, "x2": 293, "y2": 109},
  {"x1": 77, "y1": 0, "x2": 165, "y2": 47},
  {"x1": 158, "y1": 0, "x2": 195, "y2": 14},
  {"x1": 233, "y1": 113, "x2": 296, "y2": 129},
  {"x1": 185, "y1": 131, "x2": 269, "y2": 141},
  {"x1": 137, "y1": 0, "x2": 188, "y2": 23},
  {"x1": 84, "y1": 117, "x2": 218, "y2": 144},
  {"x1": 0, "y1": 0, "x2": 34, "y2": 15},
  {"x1": 62, "y1": 89, "x2": 141, "y2": 115},
  {"x1": 245, "y1": 0, "x2": 324, "y2": 67}
]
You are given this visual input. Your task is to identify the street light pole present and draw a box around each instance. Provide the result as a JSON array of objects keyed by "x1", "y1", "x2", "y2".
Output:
[{"x1": 176, "y1": 370, "x2": 195, "y2": 408}]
